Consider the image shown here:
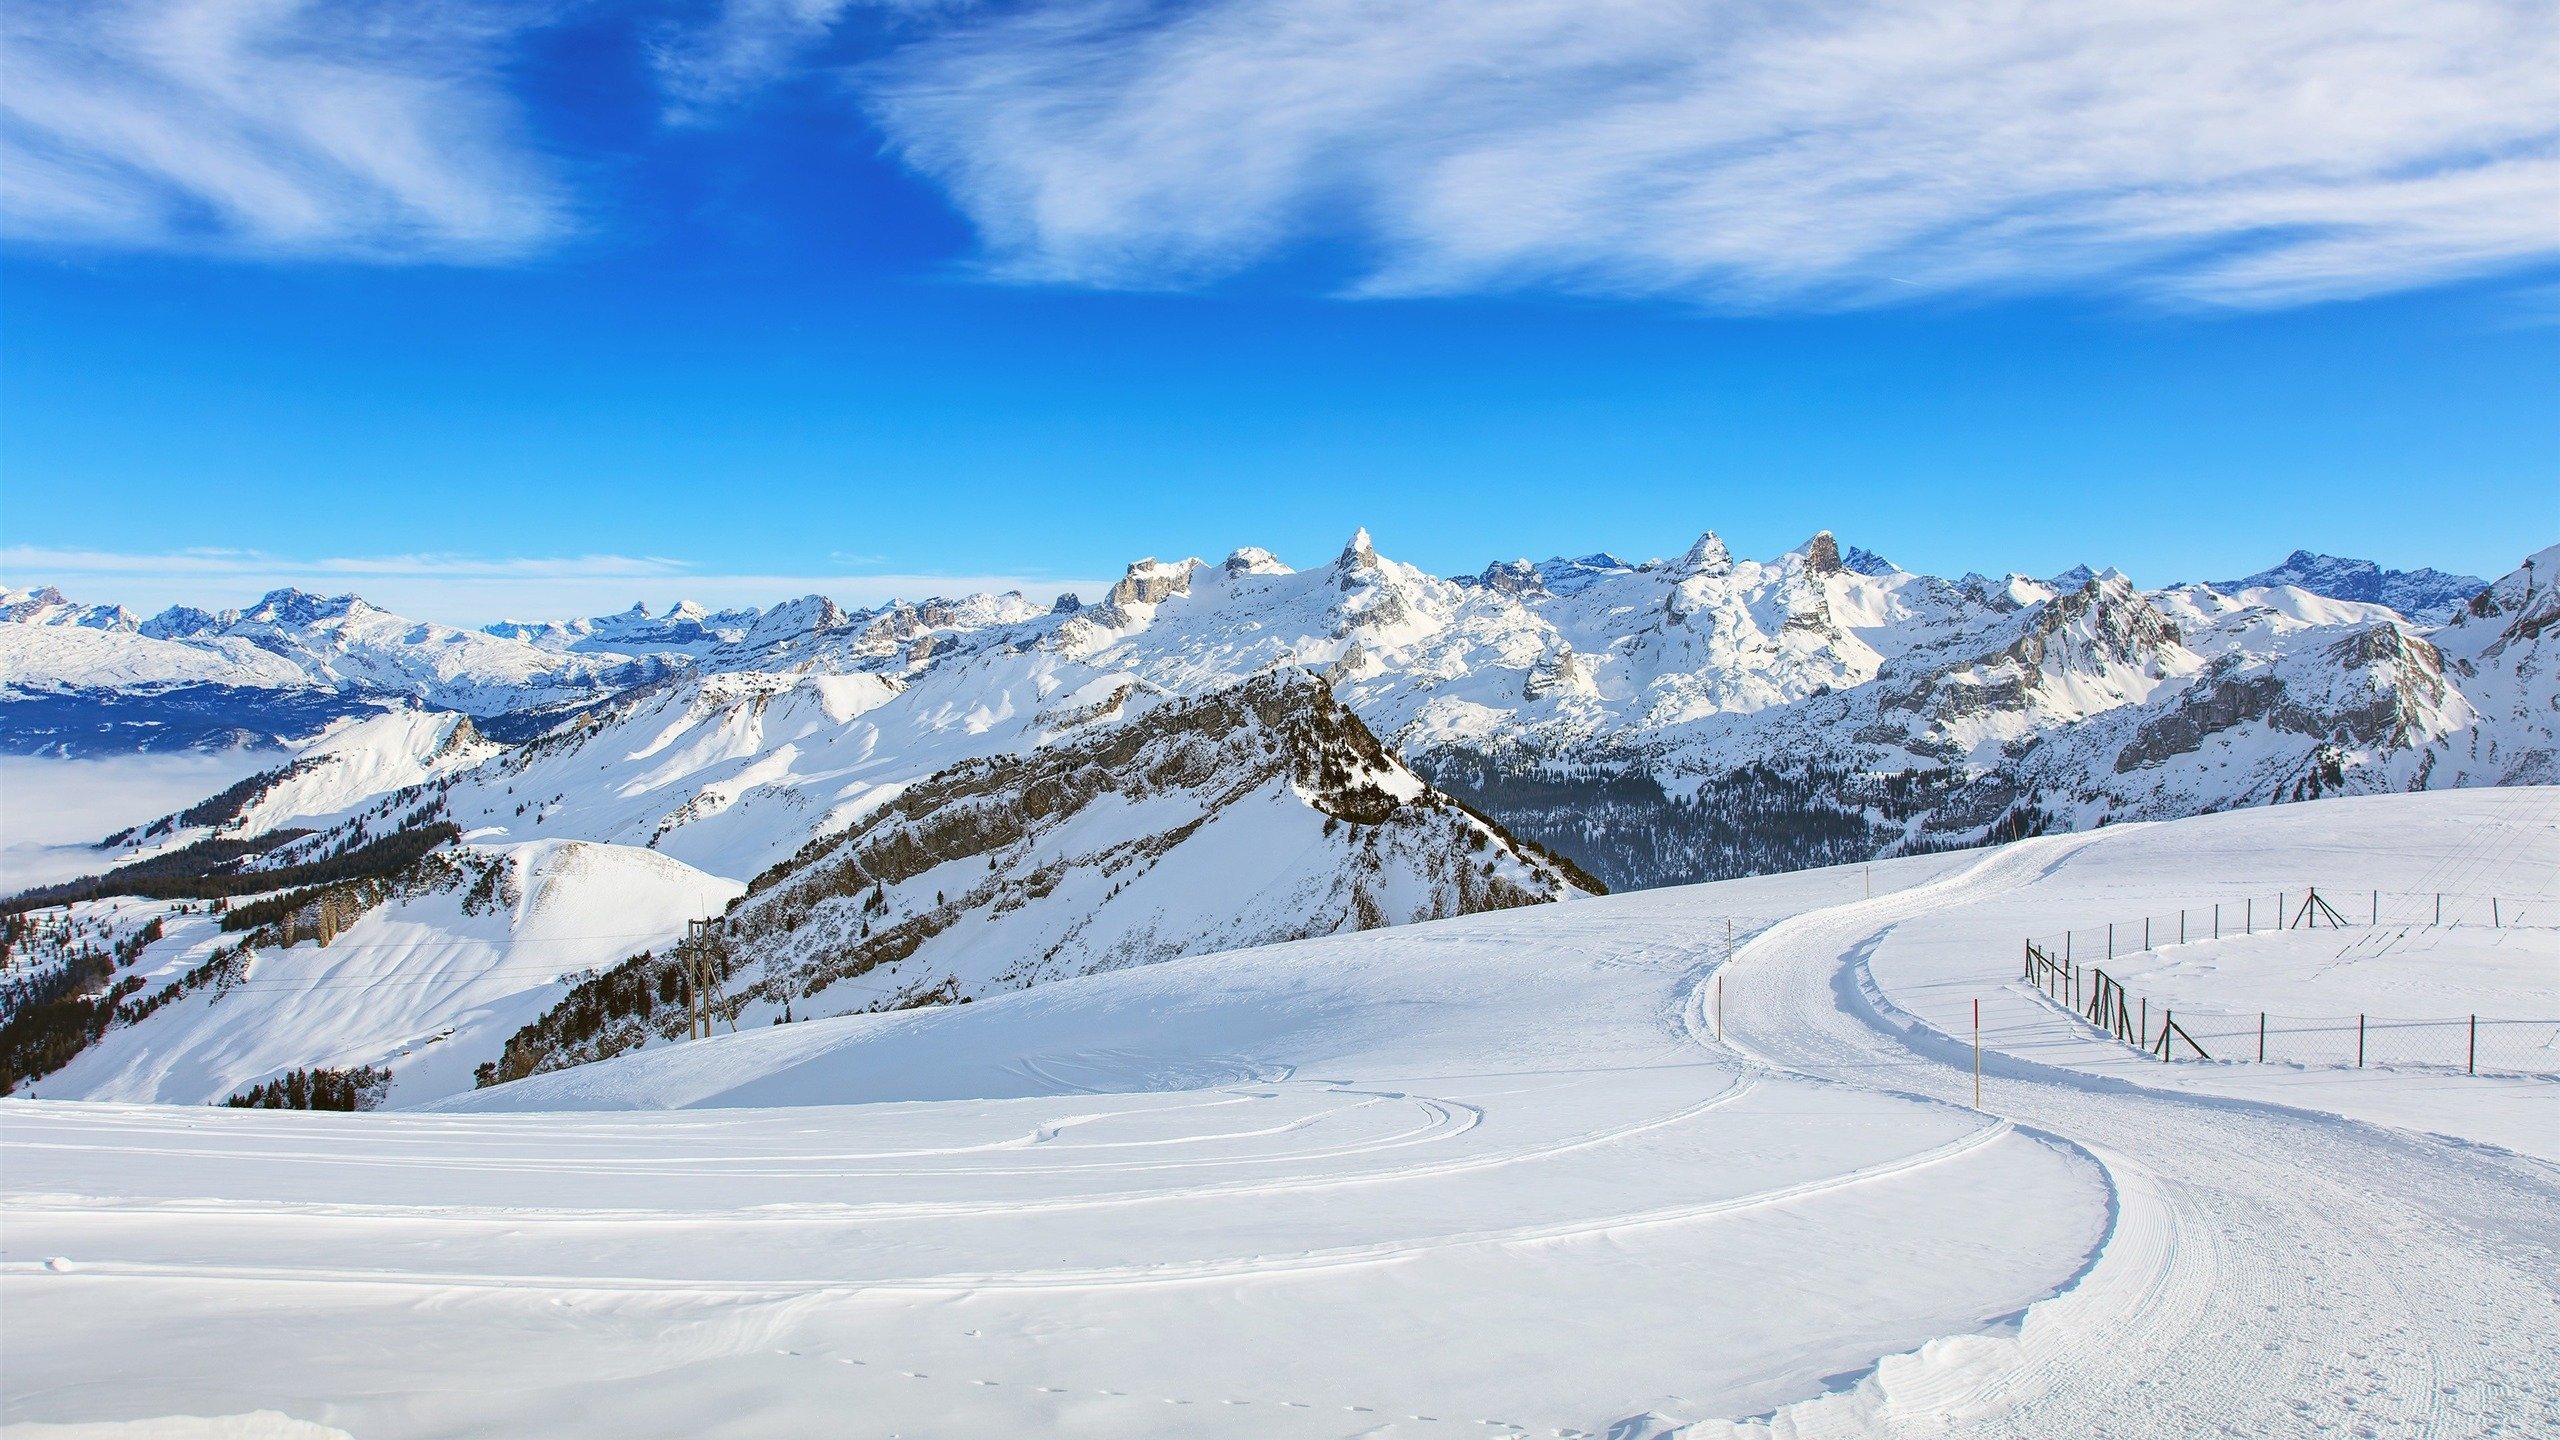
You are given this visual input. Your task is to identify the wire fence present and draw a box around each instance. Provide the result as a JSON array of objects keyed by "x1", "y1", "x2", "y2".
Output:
[{"x1": 2018, "y1": 886, "x2": 2560, "y2": 1078}]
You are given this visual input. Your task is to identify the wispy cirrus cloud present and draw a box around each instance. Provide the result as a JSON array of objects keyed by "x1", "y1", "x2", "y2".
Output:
[
  {"x1": 0, "y1": 0, "x2": 567, "y2": 260},
  {"x1": 0, "y1": 546, "x2": 1112, "y2": 629},
  {"x1": 708, "y1": 0, "x2": 2559, "y2": 308}
]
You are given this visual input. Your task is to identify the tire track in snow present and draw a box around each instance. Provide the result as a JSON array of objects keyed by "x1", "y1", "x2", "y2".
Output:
[{"x1": 1684, "y1": 833, "x2": 2560, "y2": 1438}]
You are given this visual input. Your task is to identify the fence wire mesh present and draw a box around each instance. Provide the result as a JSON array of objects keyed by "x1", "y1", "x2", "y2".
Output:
[{"x1": 2018, "y1": 887, "x2": 2559, "y2": 1077}]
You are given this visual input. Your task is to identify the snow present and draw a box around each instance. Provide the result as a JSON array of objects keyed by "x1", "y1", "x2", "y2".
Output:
[
  {"x1": 28, "y1": 839, "x2": 742, "y2": 1108},
  {"x1": 8, "y1": 790, "x2": 2552, "y2": 1435}
]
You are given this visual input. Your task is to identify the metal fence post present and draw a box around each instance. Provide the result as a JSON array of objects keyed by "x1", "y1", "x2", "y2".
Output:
[
  {"x1": 2108, "y1": 923, "x2": 2114, "y2": 960},
  {"x1": 2357, "y1": 1013, "x2": 2365, "y2": 1068},
  {"x1": 2493, "y1": 898, "x2": 2500, "y2": 929},
  {"x1": 2258, "y1": 1011, "x2": 2266, "y2": 1063},
  {"x1": 2469, "y1": 1015, "x2": 2476, "y2": 1076}
]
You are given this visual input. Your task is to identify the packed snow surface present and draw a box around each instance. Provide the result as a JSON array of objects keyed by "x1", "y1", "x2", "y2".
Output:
[{"x1": 5, "y1": 791, "x2": 2556, "y2": 1437}]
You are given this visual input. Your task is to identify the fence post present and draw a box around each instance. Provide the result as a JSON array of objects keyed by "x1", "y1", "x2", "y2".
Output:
[
  {"x1": 2258, "y1": 1011, "x2": 2266, "y2": 1063},
  {"x1": 2180, "y1": 910, "x2": 2186, "y2": 944},
  {"x1": 2108, "y1": 923, "x2": 2114, "y2": 960},
  {"x1": 2371, "y1": 890, "x2": 2377, "y2": 926},
  {"x1": 2139, "y1": 995, "x2": 2147, "y2": 1045},
  {"x1": 2468, "y1": 1015, "x2": 2476, "y2": 1076},
  {"x1": 2278, "y1": 892, "x2": 2285, "y2": 930},
  {"x1": 2493, "y1": 898, "x2": 2500, "y2": 929},
  {"x1": 2161, "y1": 1008, "x2": 2172, "y2": 1062},
  {"x1": 2435, "y1": 893, "x2": 2442, "y2": 925},
  {"x1": 2246, "y1": 898, "x2": 2253, "y2": 934},
  {"x1": 2357, "y1": 1013, "x2": 2365, "y2": 1068},
  {"x1": 2144, "y1": 917, "x2": 2151, "y2": 951},
  {"x1": 2214, "y1": 903, "x2": 2221, "y2": 939}
]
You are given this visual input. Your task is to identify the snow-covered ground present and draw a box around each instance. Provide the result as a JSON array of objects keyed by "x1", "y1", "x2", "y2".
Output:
[
  {"x1": 3, "y1": 791, "x2": 2555, "y2": 1437},
  {"x1": 25, "y1": 839, "x2": 742, "y2": 1108}
]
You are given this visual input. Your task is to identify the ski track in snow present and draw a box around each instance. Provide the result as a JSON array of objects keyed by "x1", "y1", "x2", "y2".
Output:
[
  {"x1": 4, "y1": 793, "x2": 2557, "y2": 1436},
  {"x1": 1698, "y1": 832, "x2": 2560, "y2": 1439}
]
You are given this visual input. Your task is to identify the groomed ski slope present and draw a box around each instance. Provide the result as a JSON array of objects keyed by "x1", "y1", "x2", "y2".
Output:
[{"x1": 4, "y1": 790, "x2": 2555, "y2": 1438}]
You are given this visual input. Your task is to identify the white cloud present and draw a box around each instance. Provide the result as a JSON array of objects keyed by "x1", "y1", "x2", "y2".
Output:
[
  {"x1": 0, "y1": 0, "x2": 566, "y2": 260},
  {"x1": 0, "y1": 547, "x2": 1113, "y2": 629},
  {"x1": 840, "y1": 0, "x2": 2560, "y2": 307}
]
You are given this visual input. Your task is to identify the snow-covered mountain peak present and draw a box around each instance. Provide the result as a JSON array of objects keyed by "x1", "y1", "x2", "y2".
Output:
[
  {"x1": 1104, "y1": 557, "x2": 1201, "y2": 613},
  {"x1": 239, "y1": 587, "x2": 365, "y2": 628},
  {"x1": 1675, "y1": 531, "x2": 1734, "y2": 579},
  {"x1": 1337, "y1": 527, "x2": 1381, "y2": 571},
  {"x1": 2211, "y1": 550, "x2": 2486, "y2": 618},
  {"x1": 1223, "y1": 546, "x2": 1291, "y2": 577},
  {"x1": 1841, "y1": 544, "x2": 1898, "y2": 577}
]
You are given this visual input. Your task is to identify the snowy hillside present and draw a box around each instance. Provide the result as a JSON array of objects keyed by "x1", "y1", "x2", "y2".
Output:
[
  {"x1": 7, "y1": 790, "x2": 2550, "y2": 1437},
  {"x1": 28, "y1": 838, "x2": 741, "y2": 1107},
  {"x1": 479, "y1": 673, "x2": 1590, "y2": 1087}
]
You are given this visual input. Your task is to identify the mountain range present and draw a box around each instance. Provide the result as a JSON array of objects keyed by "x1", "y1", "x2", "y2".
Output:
[{"x1": 2, "y1": 532, "x2": 2546, "y2": 1106}]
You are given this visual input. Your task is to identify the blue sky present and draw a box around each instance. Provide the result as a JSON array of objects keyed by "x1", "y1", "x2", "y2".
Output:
[{"x1": 4, "y1": 0, "x2": 2554, "y2": 625}]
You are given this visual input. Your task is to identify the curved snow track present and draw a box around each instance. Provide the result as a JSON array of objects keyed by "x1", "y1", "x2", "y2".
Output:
[
  {"x1": 4, "y1": 792, "x2": 2555, "y2": 1437},
  {"x1": 1703, "y1": 835, "x2": 2560, "y2": 1439}
]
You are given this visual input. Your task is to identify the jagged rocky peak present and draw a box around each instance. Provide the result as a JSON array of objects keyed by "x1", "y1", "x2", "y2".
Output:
[
  {"x1": 1676, "y1": 531, "x2": 1734, "y2": 579},
  {"x1": 1224, "y1": 546, "x2": 1291, "y2": 577},
  {"x1": 1107, "y1": 557, "x2": 1198, "y2": 609},
  {"x1": 2214, "y1": 549, "x2": 2486, "y2": 616},
  {"x1": 0, "y1": 587, "x2": 142, "y2": 632},
  {"x1": 0, "y1": 587, "x2": 73, "y2": 623},
  {"x1": 1338, "y1": 527, "x2": 1381, "y2": 572},
  {"x1": 1800, "y1": 531, "x2": 1843, "y2": 577},
  {"x1": 1841, "y1": 545, "x2": 1896, "y2": 577},
  {"x1": 1476, "y1": 558, "x2": 1547, "y2": 598},
  {"x1": 242, "y1": 587, "x2": 361, "y2": 626},
  {"x1": 2016, "y1": 571, "x2": 2182, "y2": 670},
  {"x1": 1051, "y1": 591, "x2": 1083, "y2": 615},
  {"x1": 740, "y1": 593, "x2": 849, "y2": 649}
]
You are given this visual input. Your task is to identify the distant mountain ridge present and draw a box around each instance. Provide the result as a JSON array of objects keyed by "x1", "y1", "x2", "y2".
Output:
[
  {"x1": 4, "y1": 531, "x2": 2549, "y2": 1108},
  {"x1": 2208, "y1": 550, "x2": 2484, "y2": 617}
]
